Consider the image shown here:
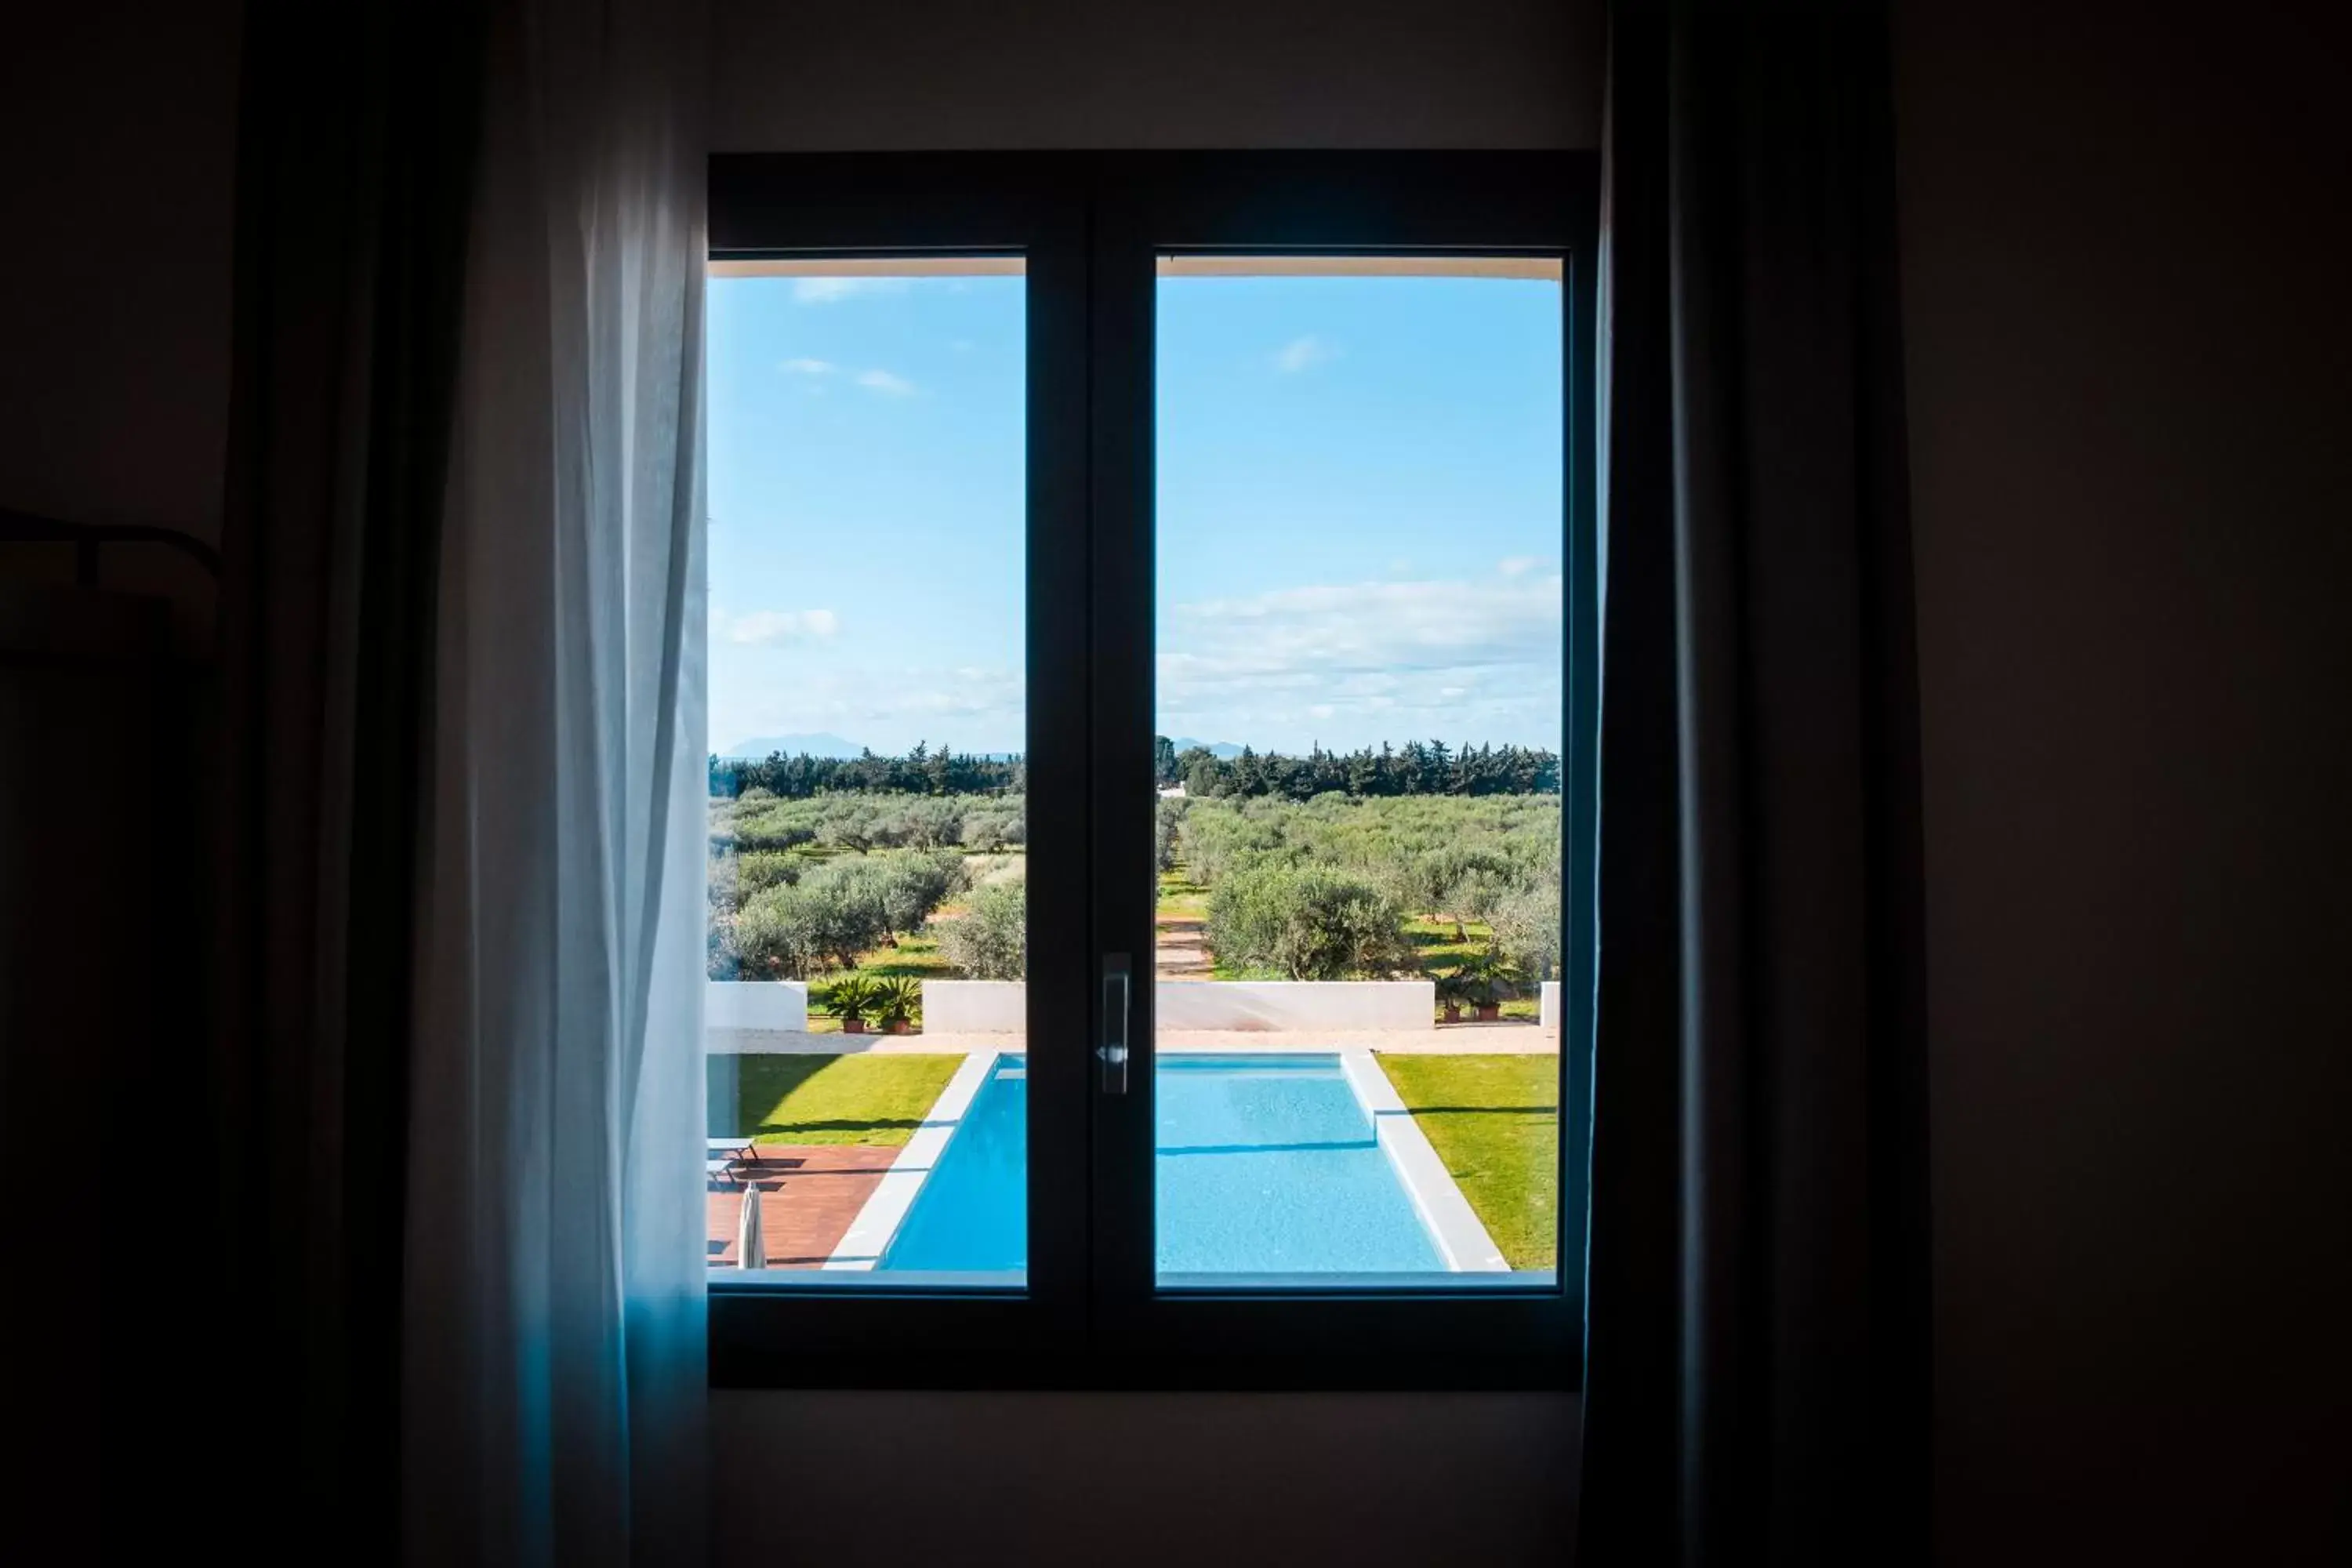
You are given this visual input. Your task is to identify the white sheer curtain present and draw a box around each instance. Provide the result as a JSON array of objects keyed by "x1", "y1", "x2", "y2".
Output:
[{"x1": 402, "y1": 2, "x2": 709, "y2": 1563}]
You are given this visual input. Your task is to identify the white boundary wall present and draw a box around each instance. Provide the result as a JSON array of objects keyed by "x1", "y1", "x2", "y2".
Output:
[
  {"x1": 921, "y1": 979, "x2": 1436, "y2": 1033},
  {"x1": 1159, "y1": 980, "x2": 1433, "y2": 1031},
  {"x1": 921, "y1": 981, "x2": 1026, "y2": 1033},
  {"x1": 706, "y1": 980, "x2": 808, "y2": 1033},
  {"x1": 1540, "y1": 981, "x2": 1561, "y2": 1029}
]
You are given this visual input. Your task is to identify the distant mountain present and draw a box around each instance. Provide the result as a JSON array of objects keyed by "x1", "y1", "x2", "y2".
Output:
[
  {"x1": 1167, "y1": 736, "x2": 1246, "y2": 759},
  {"x1": 720, "y1": 731, "x2": 863, "y2": 760}
]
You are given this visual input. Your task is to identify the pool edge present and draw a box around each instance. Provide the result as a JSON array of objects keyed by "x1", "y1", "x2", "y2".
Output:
[
  {"x1": 1340, "y1": 1050, "x2": 1511, "y2": 1272},
  {"x1": 822, "y1": 1049, "x2": 1000, "y2": 1270}
]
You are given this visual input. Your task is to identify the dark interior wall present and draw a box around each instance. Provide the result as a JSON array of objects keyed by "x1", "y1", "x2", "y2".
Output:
[
  {"x1": 714, "y1": 1391, "x2": 1579, "y2": 1565},
  {"x1": 1893, "y1": 4, "x2": 2352, "y2": 1562},
  {"x1": 1, "y1": 2, "x2": 242, "y2": 545},
  {"x1": 2, "y1": 5, "x2": 242, "y2": 1549},
  {"x1": 714, "y1": 0, "x2": 1602, "y2": 151}
]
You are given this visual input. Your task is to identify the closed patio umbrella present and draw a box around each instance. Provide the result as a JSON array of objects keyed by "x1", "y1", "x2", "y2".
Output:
[{"x1": 735, "y1": 1183, "x2": 767, "y2": 1269}]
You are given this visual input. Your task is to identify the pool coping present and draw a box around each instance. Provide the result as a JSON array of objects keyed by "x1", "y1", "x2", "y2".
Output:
[
  {"x1": 1339, "y1": 1051, "x2": 1512, "y2": 1272},
  {"x1": 822, "y1": 1049, "x2": 999, "y2": 1270}
]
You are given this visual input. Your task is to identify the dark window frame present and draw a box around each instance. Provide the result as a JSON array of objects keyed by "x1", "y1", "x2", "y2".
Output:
[{"x1": 706, "y1": 151, "x2": 1599, "y2": 1392}]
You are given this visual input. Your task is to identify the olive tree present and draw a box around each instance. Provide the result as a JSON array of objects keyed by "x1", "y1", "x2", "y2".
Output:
[
  {"x1": 935, "y1": 880, "x2": 1025, "y2": 979},
  {"x1": 1206, "y1": 866, "x2": 1411, "y2": 981},
  {"x1": 1487, "y1": 879, "x2": 1562, "y2": 982}
]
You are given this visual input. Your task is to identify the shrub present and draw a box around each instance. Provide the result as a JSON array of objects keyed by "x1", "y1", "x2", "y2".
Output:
[
  {"x1": 736, "y1": 849, "x2": 803, "y2": 898},
  {"x1": 1371, "y1": 851, "x2": 1450, "y2": 920},
  {"x1": 1179, "y1": 808, "x2": 1294, "y2": 887},
  {"x1": 1206, "y1": 866, "x2": 1411, "y2": 981},
  {"x1": 815, "y1": 801, "x2": 883, "y2": 853},
  {"x1": 731, "y1": 876, "x2": 877, "y2": 975},
  {"x1": 1445, "y1": 866, "x2": 1515, "y2": 934},
  {"x1": 936, "y1": 880, "x2": 1025, "y2": 980},
  {"x1": 867, "y1": 851, "x2": 967, "y2": 937},
  {"x1": 728, "y1": 890, "x2": 826, "y2": 979},
  {"x1": 1154, "y1": 797, "x2": 1187, "y2": 873},
  {"x1": 1488, "y1": 879, "x2": 1562, "y2": 982},
  {"x1": 707, "y1": 909, "x2": 743, "y2": 979}
]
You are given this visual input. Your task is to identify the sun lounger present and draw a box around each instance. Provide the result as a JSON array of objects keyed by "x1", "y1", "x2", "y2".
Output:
[{"x1": 707, "y1": 1136, "x2": 758, "y2": 1182}]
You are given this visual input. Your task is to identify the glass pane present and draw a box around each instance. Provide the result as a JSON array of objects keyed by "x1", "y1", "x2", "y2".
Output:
[
  {"x1": 1152, "y1": 256, "x2": 1565, "y2": 1287},
  {"x1": 703, "y1": 258, "x2": 1027, "y2": 1284}
]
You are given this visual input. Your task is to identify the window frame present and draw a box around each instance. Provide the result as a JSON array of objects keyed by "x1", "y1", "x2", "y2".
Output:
[{"x1": 706, "y1": 151, "x2": 1599, "y2": 1392}]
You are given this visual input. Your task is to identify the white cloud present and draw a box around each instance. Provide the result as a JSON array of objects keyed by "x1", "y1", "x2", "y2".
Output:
[
  {"x1": 707, "y1": 658, "x2": 1026, "y2": 754},
  {"x1": 1499, "y1": 555, "x2": 1544, "y2": 577},
  {"x1": 781, "y1": 357, "x2": 836, "y2": 376},
  {"x1": 1155, "y1": 575, "x2": 1564, "y2": 742},
  {"x1": 792, "y1": 277, "x2": 912, "y2": 305},
  {"x1": 855, "y1": 368, "x2": 918, "y2": 397},
  {"x1": 1273, "y1": 335, "x2": 1337, "y2": 373},
  {"x1": 723, "y1": 608, "x2": 841, "y2": 645}
]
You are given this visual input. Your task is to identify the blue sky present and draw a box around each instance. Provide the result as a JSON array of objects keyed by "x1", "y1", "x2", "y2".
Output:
[{"x1": 706, "y1": 270, "x2": 1563, "y2": 757}]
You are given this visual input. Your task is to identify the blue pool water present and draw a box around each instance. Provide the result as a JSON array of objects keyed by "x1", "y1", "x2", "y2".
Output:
[
  {"x1": 878, "y1": 1059, "x2": 1028, "y2": 1271},
  {"x1": 878, "y1": 1053, "x2": 1443, "y2": 1273}
]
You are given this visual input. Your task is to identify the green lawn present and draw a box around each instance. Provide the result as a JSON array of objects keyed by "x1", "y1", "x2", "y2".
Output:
[
  {"x1": 709, "y1": 1052, "x2": 964, "y2": 1146},
  {"x1": 1155, "y1": 870, "x2": 1210, "y2": 920},
  {"x1": 1376, "y1": 1054, "x2": 1559, "y2": 1270}
]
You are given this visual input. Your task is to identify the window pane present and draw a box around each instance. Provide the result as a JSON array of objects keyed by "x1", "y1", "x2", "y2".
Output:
[
  {"x1": 704, "y1": 260, "x2": 1027, "y2": 1284},
  {"x1": 1152, "y1": 258, "x2": 1564, "y2": 1287}
]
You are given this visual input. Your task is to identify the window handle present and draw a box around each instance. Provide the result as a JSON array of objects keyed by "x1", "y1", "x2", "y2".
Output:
[{"x1": 1098, "y1": 953, "x2": 1131, "y2": 1095}]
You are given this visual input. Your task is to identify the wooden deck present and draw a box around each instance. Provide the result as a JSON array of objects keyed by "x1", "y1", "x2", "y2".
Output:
[{"x1": 707, "y1": 1145, "x2": 899, "y2": 1269}]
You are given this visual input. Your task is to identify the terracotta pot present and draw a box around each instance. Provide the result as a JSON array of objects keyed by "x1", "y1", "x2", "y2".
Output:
[
  {"x1": 1441, "y1": 1004, "x2": 1462, "y2": 1023},
  {"x1": 1474, "y1": 1004, "x2": 1501, "y2": 1022},
  {"x1": 842, "y1": 1018, "x2": 866, "y2": 1035},
  {"x1": 884, "y1": 1018, "x2": 911, "y2": 1035}
]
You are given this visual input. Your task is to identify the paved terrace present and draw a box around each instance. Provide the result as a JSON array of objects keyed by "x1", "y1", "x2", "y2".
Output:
[{"x1": 708, "y1": 1145, "x2": 898, "y2": 1269}]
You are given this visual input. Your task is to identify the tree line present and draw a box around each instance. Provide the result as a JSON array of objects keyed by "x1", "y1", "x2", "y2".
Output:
[
  {"x1": 711, "y1": 742, "x2": 1022, "y2": 800},
  {"x1": 1160, "y1": 739, "x2": 1559, "y2": 800},
  {"x1": 711, "y1": 737, "x2": 1561, "y2": 801}
]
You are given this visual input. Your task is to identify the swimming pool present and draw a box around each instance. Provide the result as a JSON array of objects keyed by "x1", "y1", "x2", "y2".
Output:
[{"x1": 869, "y1": 1052, "x2": 1464, "y2": 1274}]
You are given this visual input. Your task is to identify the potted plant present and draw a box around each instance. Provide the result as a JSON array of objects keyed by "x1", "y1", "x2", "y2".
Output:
[
  {"x1": 822, "y1": 975, "x2": 877, "y2": 1034},
  {"x1": 1450, "y1": 949, "x2": 1525, "y2": 1022},
  {"x1": 1434, "y1": 967, "x2": 1473, "y2": 1024},
  {"x1": 872, "y1": 977, "x2": 921, "y2": 1036}
]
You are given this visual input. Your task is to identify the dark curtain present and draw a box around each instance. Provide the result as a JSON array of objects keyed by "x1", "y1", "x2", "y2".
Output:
[
  {"x1": 195, "y1": 0, "x2": 485, "y2": 1555},
  {"x1": 1579, "y1": 2, "x2": 1931, "y2": 1561}
]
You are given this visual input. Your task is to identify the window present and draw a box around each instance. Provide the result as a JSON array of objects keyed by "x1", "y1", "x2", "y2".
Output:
[
  {"x1": 706, "y1": 154, "x2": 1596, "y2": 1386},
  {"x1": 706, "y1": 256, "x2": 1031, "y2": 1283},
  {"x1": 1152, "y1": 255, "x2": 1566, "y2": 1288}
]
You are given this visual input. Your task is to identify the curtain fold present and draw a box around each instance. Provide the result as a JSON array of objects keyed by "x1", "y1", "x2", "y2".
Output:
[
  {"x1": 401, "y1": 2, "x2": 710, "y2": 1564},
  {"x1": 210, "y1": 1, "x2": 487, "y2": 1555},
  {"x1": 1580, "y1": 2, "x2": 1931, "y2": 1561}
]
